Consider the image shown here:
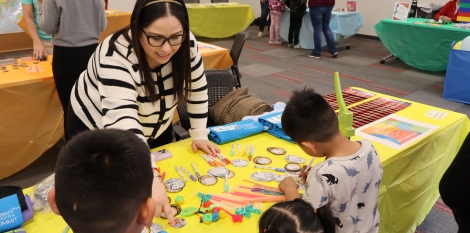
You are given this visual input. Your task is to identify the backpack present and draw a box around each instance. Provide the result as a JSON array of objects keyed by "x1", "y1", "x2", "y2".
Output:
[{"x1": 269, "y1": 0, "x2": 285, "y2": 12}]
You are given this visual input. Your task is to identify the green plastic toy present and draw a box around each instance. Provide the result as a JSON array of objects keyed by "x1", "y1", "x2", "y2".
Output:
[{"x1": 334, "y1": 72, "x2": 355, "y2": 138}]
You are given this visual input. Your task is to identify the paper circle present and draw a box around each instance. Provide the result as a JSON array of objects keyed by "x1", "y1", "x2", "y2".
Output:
[
  {"x1": 227, "y1": 170, "x2": 235, "y2": 179},
  {"x1": 208, "y1": 166, "x2": 229, "y2": 178},
  {"x1": 173, "y1": 218, "x2": 187, "y2": 228},
  {"x1": 164, "y1": 178, "x2": 185, "y2": 193},
  {"x1": 267, "y1": 147, "x2": 286, "y2": 155},
  {"x1": 253, "y1": 156, "x2": 272, "y2": 165},
  {"x1": 284, "y1": 163, "x2": 302, "y2": 173},
  {"x1": 285, "y1": 155, "x2": 306, "y2": 164},
  {"x1": 251, "y1": 171, "x2": 275, "y2": 182},
  {"x1": 199, "y1": 175, "x2": 218, "y2": 186},
  {"x1": 232, "y1": 159, "x2": 249, "y2": 167}
]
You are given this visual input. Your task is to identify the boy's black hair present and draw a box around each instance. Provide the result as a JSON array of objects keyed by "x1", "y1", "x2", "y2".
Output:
[
  {"x1": 258, "y1": 198, "x2": 336, "y2": 233},
  {"x1": 54, "y1": 129, "x2": 153, "y2": 233},
  {"x1": 282, "y1": 87, "x2": 339, "y2": 143}
]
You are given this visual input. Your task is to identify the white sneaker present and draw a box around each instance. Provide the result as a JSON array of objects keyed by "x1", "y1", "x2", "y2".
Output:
[
  {"x1": 257, "y1": 31, "x2": 263, "y2": 38},
  {"x1": 307, "y1": 54, "x2": 321, "y2": 59},
  {"x1": 293, "y1": 45, "x2": 302, "y2": 49},
  {"x1": 331, "y1": 52, "x2": 339, "y2": 57},
  {"x1": 288, "y1": 44, "x2": 293, "y2": 48}
]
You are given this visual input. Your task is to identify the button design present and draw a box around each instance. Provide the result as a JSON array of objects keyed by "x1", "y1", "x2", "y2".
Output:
[
  {"x1": 158, "y1": 120, "x2": 162, "y2": 123},
  {"x1": 161, "y1": 96, "x2": 165, "y2": 100},
  {"x1": 157, "y1": 72, "x2": 161, "y2": 76}
]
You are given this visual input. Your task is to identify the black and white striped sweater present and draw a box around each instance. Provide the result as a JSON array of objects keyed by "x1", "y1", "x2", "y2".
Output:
[{"x1": 70, "y1": 32, "x2": 209, "y2": 148}]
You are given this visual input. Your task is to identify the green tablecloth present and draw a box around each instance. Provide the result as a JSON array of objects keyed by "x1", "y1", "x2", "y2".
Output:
[
  {"x1": 186, "y1": 2, "x2": 255, "y2": 38},
  {"x1": 374, "y1": 18, "x2": 470, "y2": 71}
]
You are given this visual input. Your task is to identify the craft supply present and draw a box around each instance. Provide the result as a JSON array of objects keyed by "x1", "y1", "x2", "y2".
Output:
[
  {"x1": 199, "y1": 154, "x2": 215, "y2": 166},
  {"x1": 216, "y1": 153, "x2": 231, "y2": 164},
  {"x1": 204, "y1": 154, "x2": 226, "y2": 166},
  {"x1": 230, "y1": 143, "x2": 235, "y2": 156},
  {"x1": 191, "y1": 162, "x2": 202, "y2": 179},
  {"x1": 227, "y1": 170, "x2": 235, "y2": 179},
  {"x1": 285, "y1": 155, "x2": 307, "y2": 164},
  {"x1": 173, "y1": 218, "x2": 187, "y2": 228},
  {"x1": 251, "y1": 171, "x2": 275, "y2": 182},
  {"x1": 224, "y1": 171, "x2": 229, "y2": 192},
  {"x1": 175, "y1": 196, "x2": 185, "y2": 205},
  {"x1": 208, "y1": 166, "x2": 228, "y2": 178},
  {"x1": 248, "y1": 146, "x2": 255, "y2": 161},
  {"x1": 164, "y1": 178, "x2": 185, "y2": 193},
  {"x1": 219, "y1": 207, "x2": 243, "y2": 223},
  {"x1": 175, "y1": 166, "x2": 188, "y2": 183},
  {"x1": 237, "y1": 143, "x2": 241, "y2": 156},
  {"x1": 199, "y1": 175, "x2": 218, "y2": 186},
  {"x1": 254, "y1": 165, "x2": 286, "y2": 172},
  {"x1": 161, "y1": 171, "x2": 166, "y2": 182},
  {"x1": 304, "y1": 157, "x2": 316, "y2": 173},
  {"x1": 211, "y1": 194, "x2": 251, "y2": 205},
  {"x1": 180, "y1": 166, "x2": 197, "y2": 181},
  {"x1": 284, "y1": 163, "x2": 302, "y2": 173},
  {"x1": 242, "y1": 144, "x2": 249, "y2": 157},
  {"x1": 253, "y1": 156, "x2": 272, "y2": 165},
  {"x1": 267, "y1": 147, "x2": 286, "y2": 155},
  {"x1": 232, "y1": 159, "x2": 249, "y2": 167}
]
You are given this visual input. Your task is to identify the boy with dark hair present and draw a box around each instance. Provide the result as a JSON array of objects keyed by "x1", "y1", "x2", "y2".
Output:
[
  {"x1": 47, "y1": 129, "x2": 172, "y2": 233},
  {"x1": 278, "y1": 87, "x2": 383, "y2": 233},
  {"x1": 285, "y1": 0, "x2": 306, "y2": 49}
]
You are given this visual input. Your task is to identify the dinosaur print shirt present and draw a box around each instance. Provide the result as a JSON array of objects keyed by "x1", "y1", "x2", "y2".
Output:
[{"x1": 302, "y1": 140, "x2": 383, "y2": 233}]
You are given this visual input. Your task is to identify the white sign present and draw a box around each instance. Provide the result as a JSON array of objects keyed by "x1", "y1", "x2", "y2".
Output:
[
  {"x1": 393, "y1": 2, "x2": 411, "y2": 21},
  {"x1": 424, "y1": 109, "x2": 448, "y2": 120}
]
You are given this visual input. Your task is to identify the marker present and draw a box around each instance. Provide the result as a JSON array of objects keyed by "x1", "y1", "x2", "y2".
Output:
[
  {"x1": 230, "y1": 143, "x2": 235, "y2": 157},
  {"x1": 204, "y1": 154, "x2": 226, "y2": 166},
  {"x1": 161, "y1": 171, "x2": 166, "y2": 182},
  {"x1": 237, "y1": 143, "x2": 241, "y2": 156},
  {"x1": 216, "y1": 153, "x2": 231, "y2": 165},
  {"x1": 254, "y1": 165, "x2": 286, "y2": 172},
  {"x1": 247, "y1": 146, "x2": 255, "y2": 161},
  {"x1": 175, "y1": 166, "x2": 188, "y2": 183},
  {"x1": 242, "y1": 144, "x2": 250, "y2": 157},
  {"x1": 199, "y1": 154, "x2": 215, "y2": 166},
  {"x1": 181, "y1": 166, "x2": 197, "y2": 181},
  {"x1": 304, "y1": 157, "x2": 316, "y2": 173},
  {"x1": 191, "y1": 162, "x2": 202, "y2": 179},
  {"x1": 224, "y1": 170, "x2": 229, "y2": 193}
]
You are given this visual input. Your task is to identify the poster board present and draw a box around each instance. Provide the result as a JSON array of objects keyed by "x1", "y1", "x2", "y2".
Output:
[{"x1": 393, "y1": 2, "x2": 411, "y2": 21}]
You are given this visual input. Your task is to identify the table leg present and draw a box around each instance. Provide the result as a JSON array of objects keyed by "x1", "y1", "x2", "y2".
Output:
[
  {"x1": 336, "y1": 34, "x2": 351, "y2": 50},
  {"x1": 380, "y1": 54, "x2": 395, "y2": 64}
]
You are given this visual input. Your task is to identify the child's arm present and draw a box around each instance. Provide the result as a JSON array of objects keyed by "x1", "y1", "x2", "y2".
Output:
[{"x1": 279, "y1": 177, "x2": 301, "y2": 200}]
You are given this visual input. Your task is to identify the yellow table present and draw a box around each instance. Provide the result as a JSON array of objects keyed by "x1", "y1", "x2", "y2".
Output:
[
  {"x1": 21, "y1": 88, "x2": 470, "y2": 233},
  {"x1": 0, "y1": 44, "x2": 232, "y2": 180},
  {"x1": 186, "y1": 2, "x2": 255, "y2": 38}
]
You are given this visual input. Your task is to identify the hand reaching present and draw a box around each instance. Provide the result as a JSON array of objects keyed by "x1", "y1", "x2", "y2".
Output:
[
  {"x1": 152, "y1": 172, "x2": 176, "y2": 226},
  {"x1": 192, "y1": 139, "x2": 220, "y2": 155}
]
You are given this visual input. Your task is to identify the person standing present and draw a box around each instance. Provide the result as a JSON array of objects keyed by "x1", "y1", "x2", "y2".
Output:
[
  {"x1": 285, "y1": 0, "x2": 306, "y2": 49},
  {"x1": 37, "y1": 0, "x2": 107, "y2": 140},
  {"x1": 268, "y1": 0, "x2": 285, "y2": 44},
  {"x1": 307, "y1": 0, "x2": 338, "y2": 59},
  {"x1": 258, "y1": 0, "x2": 271, "y2": 37},
  {"x1": 21, "y1": 0, "x2": 53, "y2": 59}
]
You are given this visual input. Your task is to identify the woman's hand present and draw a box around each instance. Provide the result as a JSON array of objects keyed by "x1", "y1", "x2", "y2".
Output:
[
  {"x1": 192, "y1": 139, "x2": 220, "y2": 155},
  {"x1": 152, "y1": 171, "x2": 176, "y2": 226},
  {"x1": 33, "y1": 42, "x2": 47, "y2": 60}
]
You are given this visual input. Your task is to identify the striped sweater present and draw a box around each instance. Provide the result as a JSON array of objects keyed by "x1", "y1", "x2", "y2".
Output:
[{"x1": 70, "y1": 31, "x2": 209, "y2": 148}]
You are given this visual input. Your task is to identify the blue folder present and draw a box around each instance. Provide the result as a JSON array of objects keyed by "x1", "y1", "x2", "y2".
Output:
[
  {"x1": 208, "y1": 119, "x2": 265, "y2": 144},
  {"x1": 258, "y1": 112, "x2": 295, "y2": 143}
]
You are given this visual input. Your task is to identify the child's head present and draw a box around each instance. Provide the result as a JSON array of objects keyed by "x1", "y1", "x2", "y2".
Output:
[
  {"x1": 258, "y1": 199, "x2": 336, "y2": 233},
  {"x1": 47, "y1": 129, "x2": 155, "y2": 233},
  {"x1": 281, "y1": 87, "x2": 340, "y2": 156}
]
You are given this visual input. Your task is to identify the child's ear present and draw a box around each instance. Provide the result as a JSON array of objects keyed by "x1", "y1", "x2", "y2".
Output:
[
  {"x1": 47, "y1": 188, "x2": 61, "y2": 215},
  {"x1": 137, "y1": 198, "x2": 156, "y2": 227},
  {"x1": 301, "y1": 141, "x2": 317, "y2": 155}
]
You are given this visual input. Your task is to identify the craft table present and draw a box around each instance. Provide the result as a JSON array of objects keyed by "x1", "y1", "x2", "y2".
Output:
[
  {"x1": 21, "y1": 87, "x2": 470, "y2": 233},
  {"x1": 374, "y1": 18, "x2": 470, "y2": 71},
  {"x1": 186, "y1": 2, "x2": 255, "y2": 38},
  {"x1": 0, "y1": 43, "x2": 232, "y2": 180},
  {"x1": 280, "y1": 10, "x2": 364, "y2": 50}
]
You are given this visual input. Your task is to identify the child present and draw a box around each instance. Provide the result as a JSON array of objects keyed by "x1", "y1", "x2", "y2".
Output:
[
  {"x1": 268, "y1": 0, "x2": 285, "y2": 44},
  {"x1": 278, "y1": 87, "x2": 383, "y2": 233},
  {"x1": 259, "y1": 198, "x2": 336, "y2": 233},
  {"x1": 46, "y1": 129, "x2": 175, "y2": 233},
  {"x1": 285, "y1": 0, "x2": 306, "y2": 49}
]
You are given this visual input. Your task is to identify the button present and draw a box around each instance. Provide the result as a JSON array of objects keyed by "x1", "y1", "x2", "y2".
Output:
[
  {"x1": 161, "y1": 96, "x2": 165, "y2": 100},
  {"x1": 157, "y1": 72, "x2": 161, "y2": 76},
  {"x1": 158, "y1": 120, "x2": 162, "y2": 123}
]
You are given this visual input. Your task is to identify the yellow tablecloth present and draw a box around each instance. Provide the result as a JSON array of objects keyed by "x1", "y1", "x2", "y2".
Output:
[
  {"x1": 0, "y1": 44, "x2": 232, "y2": 180},
  {"x1": 21, "y1": 88, "x2": 470, "y2": 233},
  {"x1": 186, "y1": 2, "x2": 255, "y2": 38}
]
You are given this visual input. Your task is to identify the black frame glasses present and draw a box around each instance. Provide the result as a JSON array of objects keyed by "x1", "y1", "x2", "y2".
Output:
[{"x1": 142, "y1": 30, "x2": 186, "y2": 47}]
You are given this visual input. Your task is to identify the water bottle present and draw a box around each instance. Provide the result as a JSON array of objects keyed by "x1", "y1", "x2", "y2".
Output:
[{"x1": 409, "y1": 0, "x2": 418, "y2": 18}]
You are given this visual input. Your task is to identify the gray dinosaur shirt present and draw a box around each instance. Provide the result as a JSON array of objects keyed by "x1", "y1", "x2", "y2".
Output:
[{"x1": 303, "y1": 140, "x2": 383, "y2": 233}]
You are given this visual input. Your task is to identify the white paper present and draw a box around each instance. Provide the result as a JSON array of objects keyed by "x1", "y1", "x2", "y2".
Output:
[{"x1": 424, "y1": 109, "x2": 448, "y2": 120}]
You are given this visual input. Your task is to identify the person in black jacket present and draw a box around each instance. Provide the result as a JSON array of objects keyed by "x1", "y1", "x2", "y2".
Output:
[
  {"x1": 439, "y1": 132, "x2": 470, "y2": 232},
  {"x1": 285, "y1": 0, "x2": 306, "y2": 49}
]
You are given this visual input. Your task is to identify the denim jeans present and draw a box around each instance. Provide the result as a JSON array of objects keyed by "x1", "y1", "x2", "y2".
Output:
[
  {"x1": 259, "y1": 0, "x2": 271, "y2": 32},
  {"x1": 309, "y1": 6, "x2": 337, "y2": 56}
]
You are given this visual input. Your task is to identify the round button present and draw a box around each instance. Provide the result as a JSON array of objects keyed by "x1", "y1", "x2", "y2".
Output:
[
  {"x1": 158, "y1": 120, "x2": 162, "y2": 123},
  {"x1": 157, "y1": 72, "x2": 161, "y2": 76},
  {"x1": 161, "y1": 96, "x2": 165, "y2": 100}
]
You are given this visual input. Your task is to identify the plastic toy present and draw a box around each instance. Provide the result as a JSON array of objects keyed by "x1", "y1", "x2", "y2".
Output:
[
  {"x1": 203, "y1": 213, "x2": 213, "y2": 224},
  {"x1": 175, "y1": 196, "x2": 184, "y2": 205}
]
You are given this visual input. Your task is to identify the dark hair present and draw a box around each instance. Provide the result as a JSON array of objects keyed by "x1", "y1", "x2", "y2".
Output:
[
  {"x1": 54, "y1": 129, "x2": 153, "y2": 233},
  {"x1": 110, "y1": 0, "x2": 191, "y2": 103},
  {"x1": 258, "y1": 199, "x2": 336, "y2": 233},
  {"x1": 281, "y1": 87, "x2": 339, "y2": 143}
]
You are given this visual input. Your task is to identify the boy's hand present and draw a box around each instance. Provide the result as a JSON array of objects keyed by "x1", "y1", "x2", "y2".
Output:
[
  {"x1": 278, "y1": 177, "x2": 301, "y2": 200},
  {"x1": 298, "y1": 165, "x2": 311, "y2": 181},
  {"x1": 152, "y1": 173, "x2": 176, "y2": 226}
]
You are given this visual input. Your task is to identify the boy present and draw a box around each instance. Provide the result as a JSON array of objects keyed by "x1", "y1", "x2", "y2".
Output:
[
  {"x1": 46, "y1": 129, "x2": 174, "y2": 233},
  {"x1": 278, "y1": 87, "x2": 383, "y2": 233},
  {"x1": 285, "y1": 0, "x2": 306, "y2": 49}
]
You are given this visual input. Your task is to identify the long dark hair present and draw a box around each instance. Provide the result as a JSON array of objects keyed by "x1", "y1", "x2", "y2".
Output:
[
  {"x1": 258, "y1": 199, "x2": 336, "y2": 233},
  {"x1": 109, "y1": 0, "x2": 191, "y2": 103}
]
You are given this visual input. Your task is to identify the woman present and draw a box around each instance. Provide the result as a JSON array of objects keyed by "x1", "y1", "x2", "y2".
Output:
[
  {"x1": 307, "y1": 0, "x2": 338, "y2": 59},
  {"x1": 434, "y1": 0, "x2": 460, "y2": 23},
  {"x1": 37, "y1": 0, "x2": 107, "y2": 139},
  {"x1": 66, "y1": 0, "x2": 220, "y2": 223},
  {"x1": 259, "y1": 0, "x2": 271, "y2": 37},
  {"x1": 21, "y1": 0, "x2": 52, "y2": 59}
]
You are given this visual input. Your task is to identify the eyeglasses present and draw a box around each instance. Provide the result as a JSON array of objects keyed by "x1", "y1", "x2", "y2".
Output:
[{"x1": 142, "y1": 30, "x2": 186, "y2": 47}]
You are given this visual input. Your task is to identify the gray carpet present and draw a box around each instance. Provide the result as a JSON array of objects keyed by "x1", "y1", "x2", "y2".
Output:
[{"x1": 0, "y1": 25, "x2": 465, "y2": 232}]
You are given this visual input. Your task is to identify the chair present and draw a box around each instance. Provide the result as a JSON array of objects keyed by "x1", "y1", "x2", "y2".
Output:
[
  {"x1": 183, "y1": 0, "x2": 199, "y2": 3},
  {"x1": 173, "y1": 70, "x2": 234, "y2": 140},
  {"x1": 229, "y1": 32, "x2": 249, "y2": 88},
  {"x1": 211, "y1": 0, "x2": 229, "y2": 2}
]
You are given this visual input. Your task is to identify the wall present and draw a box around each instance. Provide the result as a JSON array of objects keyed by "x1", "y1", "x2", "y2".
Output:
[{"x1": 335, "y1": 0, "x2": 451, "y2": 36}]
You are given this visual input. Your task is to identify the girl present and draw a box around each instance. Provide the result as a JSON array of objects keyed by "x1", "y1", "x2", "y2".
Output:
[
  {"x1": 268, "y1": 0, "x2": 285, "y2": 44},
  {"x1": 259, "y1": 199, "x2": 336, "y2": 233},
  {"x1": 434, "y1": 0, "x2": 460, "y2": 23},
  {"x1": 307, "y1": 0, "x2": 338, "y2": 59},
  {"x1": 21, "y1": 0, "x2": 52, "y2": 59},
  {"x1": 66, "y1": 0, "x2": 219, "y2": 222}
]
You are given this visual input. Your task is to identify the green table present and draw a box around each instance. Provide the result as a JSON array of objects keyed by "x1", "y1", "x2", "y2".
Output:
[
  {"x1": 186, "y1": 2, "x2": 255, "y2": 38},
  {"x1": 374, "y1": 18, "x2": 470, "y2": 71}
]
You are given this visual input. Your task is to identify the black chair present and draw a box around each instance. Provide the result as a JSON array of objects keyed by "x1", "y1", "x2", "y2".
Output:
[
  {"x1": 173, "y1": 70, "x2": 234, "y2": 140},
  {"x1": 211, "y1": 0, "x2": 229, "y2": 2},
  {"x1": 229, "y1": 32, "x2": 249, "y2": 88}
]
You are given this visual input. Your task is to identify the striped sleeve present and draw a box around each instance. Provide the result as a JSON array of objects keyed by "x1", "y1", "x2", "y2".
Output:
[{"x1": 187, "y1": 33, "x2": 210, "y2": 141}]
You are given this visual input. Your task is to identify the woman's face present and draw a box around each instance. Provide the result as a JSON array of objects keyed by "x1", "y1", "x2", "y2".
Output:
[{"x1": 140, "y1": 15, "x2": 184, "y2": 68}]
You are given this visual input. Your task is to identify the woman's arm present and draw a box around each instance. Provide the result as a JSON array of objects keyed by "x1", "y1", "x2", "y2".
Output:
[
  {"x1": 37, "y1": 0, "x2": 60, "y2": 35},
  {"x1": 21, "y1": 4, "x2": 46, "y2": 58},
  {"x1": 100, "y1": 0, "x2": 107, "y2": 32},
  {"x1": 434, "y1": 2, "x2": 451, "y2": 20}
]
